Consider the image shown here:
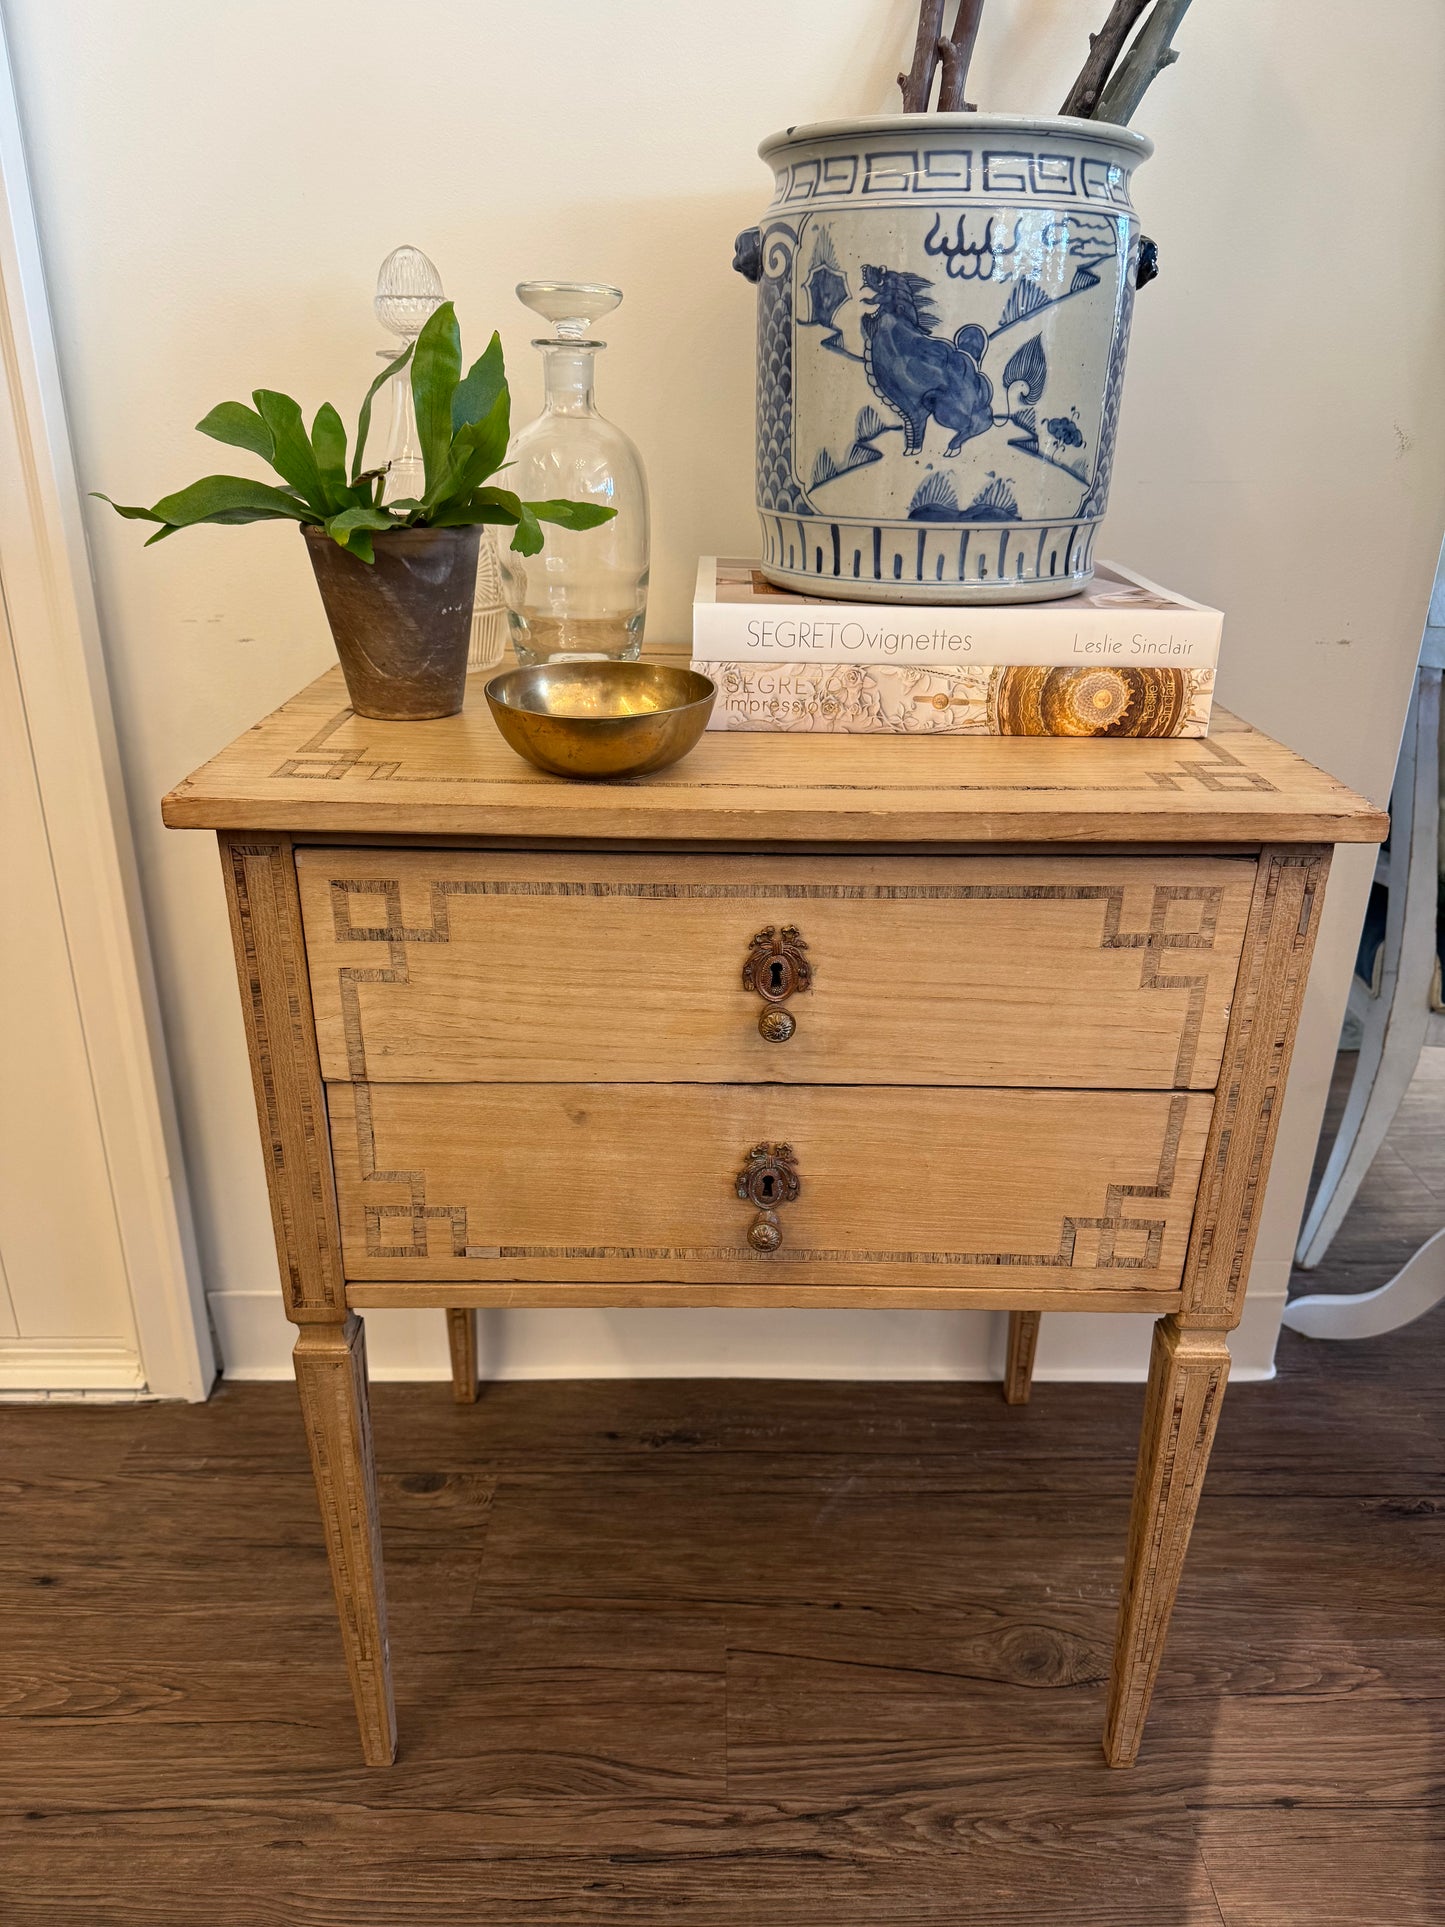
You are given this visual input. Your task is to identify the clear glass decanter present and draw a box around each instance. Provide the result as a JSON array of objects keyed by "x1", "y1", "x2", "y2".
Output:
[
  {"x1": 373, "y1": 244, "x2": 507, "y2": 670},
  {"x1": 501, "y1": 280, "x2": 649, "y2": 664}
]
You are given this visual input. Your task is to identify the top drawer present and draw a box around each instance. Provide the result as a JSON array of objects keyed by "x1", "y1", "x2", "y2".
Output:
[{"x1": 296, "y1": 849, "x2": 1253, "y2": 1090}]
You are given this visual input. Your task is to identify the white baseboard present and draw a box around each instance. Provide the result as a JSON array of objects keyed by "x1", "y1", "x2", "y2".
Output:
[
  {"x1": 0, "y1": 1338, "x2": 146, "y2": 1395},
  {"x1": 1029, "y1": 1291, "x2": 1281, "y2": 1382},
  {"x1": 208, "y1": 1290, "x2": 1283, "y2": 1385}
]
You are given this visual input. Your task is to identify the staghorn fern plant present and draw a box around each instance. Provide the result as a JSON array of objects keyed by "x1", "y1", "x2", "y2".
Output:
[{"x1": 98, "y1": 301, "x2": 615, "y2": 563}]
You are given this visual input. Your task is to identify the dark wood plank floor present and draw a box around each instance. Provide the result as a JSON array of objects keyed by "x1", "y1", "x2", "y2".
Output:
[
  {"x1": 2, "y1": 1324, "x2": 1441, "y2": 1924},
  {"x1": 1292, "y1": 1047, "x2": 1445, "y2": 1299},
  {"x1": 2, "y1": 1054, "x2": 1442, "y2": 1923}
]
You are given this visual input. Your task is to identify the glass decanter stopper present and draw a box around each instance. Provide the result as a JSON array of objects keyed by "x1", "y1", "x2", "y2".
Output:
[
  {"x1": 372, "y1": 245, "x2": 506, "y2": 669},
  {"x1": 501, "y1": 280, "x2": 649, "y2": 664},
  {"x1": 373, "y1": 245, "x2": 441, "y2": 506}
]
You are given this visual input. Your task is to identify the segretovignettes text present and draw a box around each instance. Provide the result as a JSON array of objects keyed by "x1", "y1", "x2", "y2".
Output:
[{"x1": 744, "y1": 618, "x2": 1204, "y2": 660}]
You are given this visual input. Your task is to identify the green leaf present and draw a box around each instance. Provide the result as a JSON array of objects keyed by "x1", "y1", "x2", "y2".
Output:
[
  {"x1": 311, "y1": 403, "x2": 349, "y2": 505},
  {"x1": 410, "y1": 300, "x2": 462, "y2": 497},
  {"x1": 195, "y1": 401, "x2": 275, "y2": 463},
  {"x1": 99, "y1": 475, "x2": 313, "y2": 542},
  {"x1": 352, "y1": 342, "x2": 412, "y2": 483},
  {"x1": 150, "y1": 475, "x2": 314, "y2": 528},
  {"x1": 453, "y1": 389, "x2": 511, "y2": 486},
  {"x1": 510, "y1": 501, "x2": 544, "y2": 555},
  {"x1": 465, "y1": 487, "x2": 562, "y2": 553},
  {"x1": 253, "y1": 390, "x2": 330, "y2": 513},
  {"x1": 451, "y1": 330, "x2": 507, "y2": 432},
  {"x1": 426, "y1": 496, "x2": 520, "y2": 529},
  {"x1": 526, "y1": 497, "x2": 618, "y2": 531},
  {"x1": 93, "y1": 492, "x2": 166, "y2": 524},
  {"x1": 470, "y1": 484, "x2": 524, "y2": 515},
  {"x1": 147, "y1": 505, "x2": 291, "y2": 542},
  {"x1": 324, "y1": 505, "x2": 397, "y2": 550},
  {"x1": 344, "y1": 530, "x2": 376, "y2": 564},
  {"x1": 420, "y1": 394, "x2": 510, "y2": 514}
]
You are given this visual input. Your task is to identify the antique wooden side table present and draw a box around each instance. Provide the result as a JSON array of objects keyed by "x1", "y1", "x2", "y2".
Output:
[{"x1": 164, "y1": 669, "x2": 1386, "y2": 1767}]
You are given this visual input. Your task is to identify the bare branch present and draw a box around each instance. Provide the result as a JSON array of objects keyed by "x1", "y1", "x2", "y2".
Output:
[
  {"x1": 1095, "y1": 0, "x2": 1193, "y2": 125},
  {"x1": 1060, "y1": 0, "x2": 1150, "y2": 117},
  {"x1": 898, "y1": 0, "x2": 947, "y2": 112},
  {"x1": 936, "y1": 0, "x2": 986, "y2": 112}
]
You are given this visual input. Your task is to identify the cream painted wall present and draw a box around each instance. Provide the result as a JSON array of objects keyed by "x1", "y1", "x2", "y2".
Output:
[{"x1": 6, "y1": 0, "x2": 1442, "y2": 1381}]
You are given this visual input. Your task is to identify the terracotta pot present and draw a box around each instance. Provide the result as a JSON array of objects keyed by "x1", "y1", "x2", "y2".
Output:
[{"x1": 303, "y1": 524, "x2": 480, "y2": 720}]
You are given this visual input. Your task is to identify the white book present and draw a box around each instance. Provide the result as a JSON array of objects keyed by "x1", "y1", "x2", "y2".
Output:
[{"x1": 692, "y1": 557, "x2": 1222, "y2": 670}]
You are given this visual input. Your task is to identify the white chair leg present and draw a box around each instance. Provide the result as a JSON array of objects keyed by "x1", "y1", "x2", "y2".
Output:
[
  {"x1": 1295, "y1": 668, "x2": 1440, "y2": 1268},
  {"x1": 1284, "y1": 1221, "x2": 1445, "y2": 1339}
]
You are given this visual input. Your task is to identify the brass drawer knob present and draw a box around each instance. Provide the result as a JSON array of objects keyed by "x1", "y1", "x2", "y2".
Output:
[
  {"x1": 757, "y1": 1007, "x2": 796, "y2": 1044},
  {"x1": 743, "y1": 925, "x2": 811, "y2": 1042},
  {"x1": 736, "y1": 1142, "x2": 800, "y2": 1251}
]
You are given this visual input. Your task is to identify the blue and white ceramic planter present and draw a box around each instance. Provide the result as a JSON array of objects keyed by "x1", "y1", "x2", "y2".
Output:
[{"x1": 734, "y1": 113, "x2": 1153, "y2": 604}]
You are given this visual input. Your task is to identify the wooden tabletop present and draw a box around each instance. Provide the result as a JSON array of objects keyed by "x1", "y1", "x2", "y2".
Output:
[{"x1": 162, "y1": 665, "x2": 1388, "y2": 846}]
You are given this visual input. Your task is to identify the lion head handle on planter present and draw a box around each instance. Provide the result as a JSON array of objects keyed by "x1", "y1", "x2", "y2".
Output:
[{"x1": 96, "y1": 305, "x2": 616, "y2": 720}]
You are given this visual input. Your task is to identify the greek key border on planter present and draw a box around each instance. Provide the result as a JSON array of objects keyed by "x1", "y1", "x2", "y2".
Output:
[{"x1": 768, "y1": 146, "x2": 1137, "y2": 211}]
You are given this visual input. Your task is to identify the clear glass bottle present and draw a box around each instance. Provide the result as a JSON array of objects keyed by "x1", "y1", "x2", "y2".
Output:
[
  {"x1": 372, "y1": 244, "x2": 507, "y2": 670},
  {"x1": 501, "y1": 280, "x2": 649, "y2": 664}
]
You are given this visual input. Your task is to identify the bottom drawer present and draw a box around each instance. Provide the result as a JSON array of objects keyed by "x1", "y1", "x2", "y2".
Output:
[{"x1": 330, "y1": 1084, "x2": 1210, "y2": 1299}]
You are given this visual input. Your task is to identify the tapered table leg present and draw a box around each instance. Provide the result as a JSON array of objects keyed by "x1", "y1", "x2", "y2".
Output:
[
  {"x1": 1003, "y1": 1310, "x2": 1041, "y2": 1404},
  {"x1": 1103, "y1": 1315, "x2": 1230, "y2": 1767},
  {"x1": 293, "y1": 1315, "x2": 396, "y2": 1766},
  {"x1": 446, "y1": 1308, "x2": 480, "y2": 1403}
]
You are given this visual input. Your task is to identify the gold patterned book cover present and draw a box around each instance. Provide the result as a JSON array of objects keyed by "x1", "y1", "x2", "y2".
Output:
[{"x1": 695, "y1": 657, "x2": 1215, "y2": 738}]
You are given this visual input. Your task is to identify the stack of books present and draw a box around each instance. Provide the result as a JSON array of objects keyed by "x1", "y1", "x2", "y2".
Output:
[{"x1": 691, "y1": 558, "x2": 1221, "y2": 739}]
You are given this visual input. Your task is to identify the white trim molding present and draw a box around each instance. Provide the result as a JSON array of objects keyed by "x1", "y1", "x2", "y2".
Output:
[
  {"x1": 0, "y1": 1338, "x2": 148, "y2": 1396},
  {"x1": 0, "y1": 15, "x2": 212, "y2": 1399},
  {"x1": 208, "y1": 1292, "x2": 1281, "y2": 1386}
]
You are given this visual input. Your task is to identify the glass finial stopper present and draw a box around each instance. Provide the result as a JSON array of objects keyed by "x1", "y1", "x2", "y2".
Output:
[
  {"x1": 375, "y1": 244, "x2": 445, "y2": 342},
  {"x1": 516, "y1": 279, "x2": 622, "y2": 343}
]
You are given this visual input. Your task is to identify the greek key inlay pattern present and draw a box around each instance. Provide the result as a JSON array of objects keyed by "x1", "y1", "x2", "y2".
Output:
[
  {"x1": 1181, "y1": 845, "x2": 1331, "y2": 1319},
  {"x1": 326, "y1": 873, "x2": 1209, "y2": 1269},
  {"x1": 329, "y1": 874, "x2": 1225, "y2": 1092},
  {"x1": 274, "y1": 707, "x2": 1279, "y2": 797},
  {"x1": 457, "y1": 1094, "x2": 1187, "y2": 1271}
]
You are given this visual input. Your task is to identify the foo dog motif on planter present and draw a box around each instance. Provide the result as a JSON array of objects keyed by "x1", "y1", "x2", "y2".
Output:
[{"x1": 734, "y1": 114, "x2": 1154, "y2": 605}]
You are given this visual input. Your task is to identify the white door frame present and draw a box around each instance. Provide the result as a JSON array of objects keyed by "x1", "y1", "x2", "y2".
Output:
[{"x1": 0, "y1": 13, "x2": 213, "y2": 1399}]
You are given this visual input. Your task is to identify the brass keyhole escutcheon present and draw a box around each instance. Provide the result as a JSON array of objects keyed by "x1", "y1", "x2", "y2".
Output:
[
  {"x1": 743, "y1": 925, "x2": 811, "y2": 1043},
  {"x1": 735, "y1": 1143, "x2": 800, "y2": 1252}
]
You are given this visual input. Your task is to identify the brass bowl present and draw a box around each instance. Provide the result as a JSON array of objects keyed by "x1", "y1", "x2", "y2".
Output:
[{"x1": 484, "y1": 661, "x2": 717, "y2": 779}]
